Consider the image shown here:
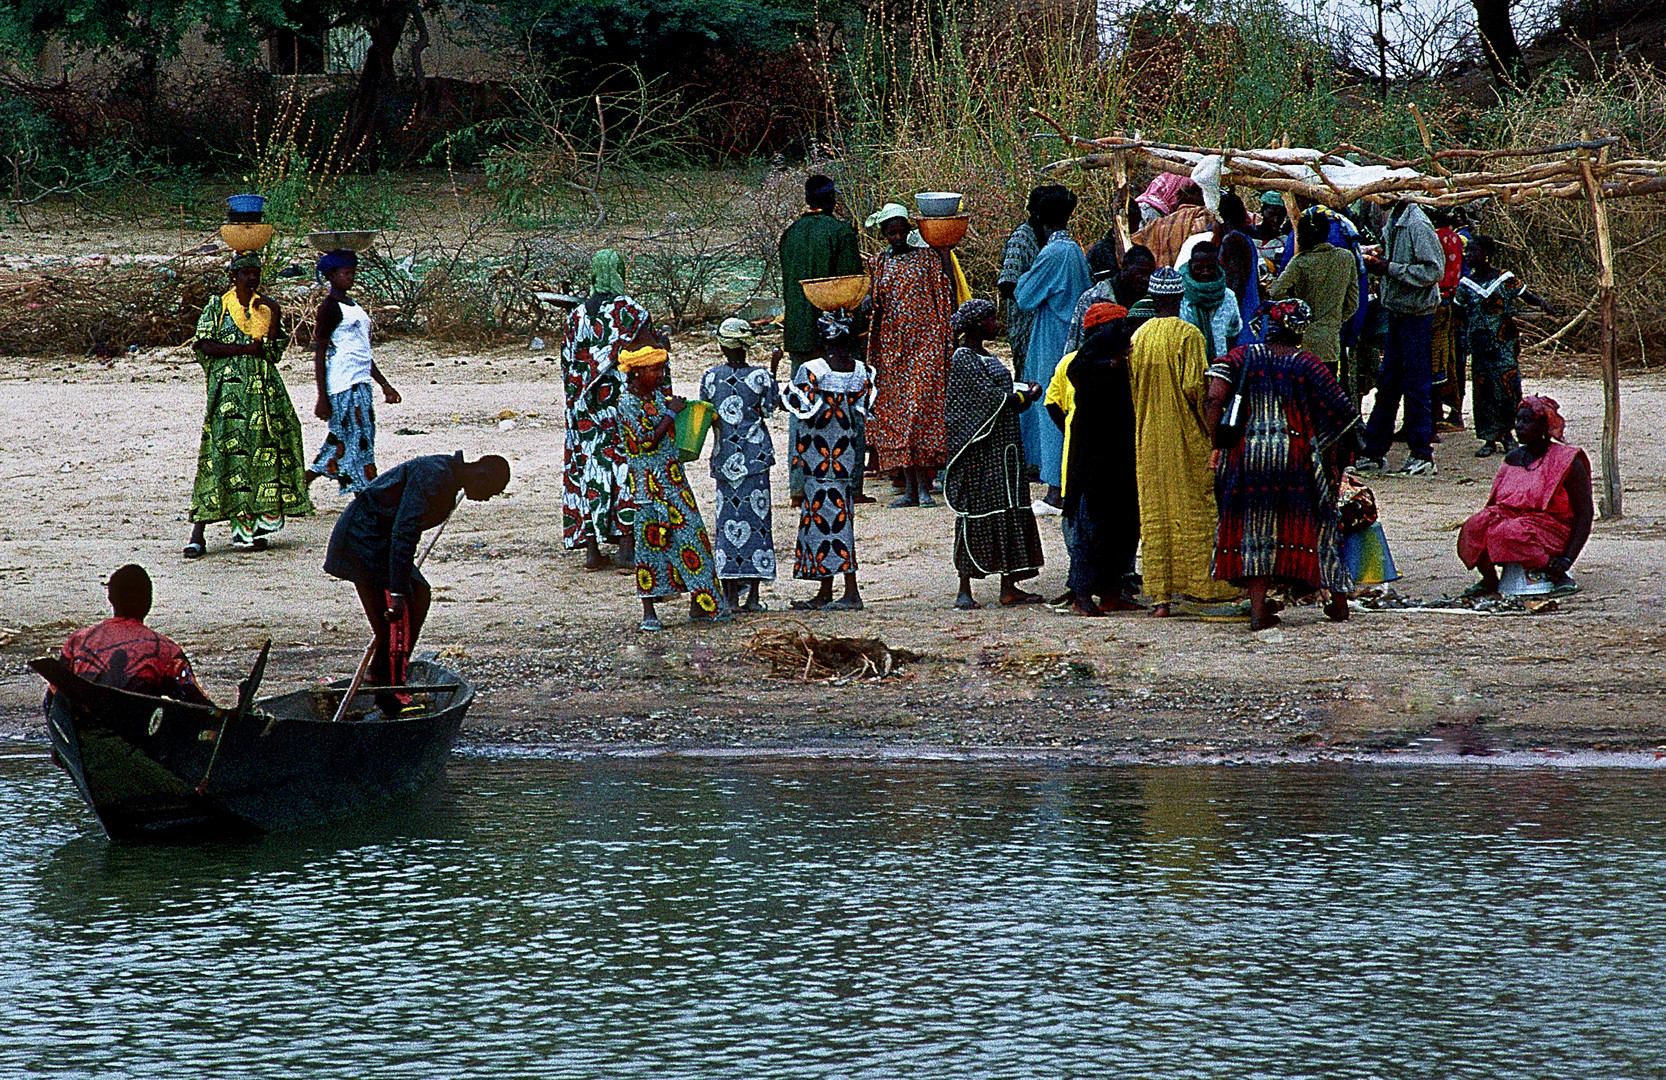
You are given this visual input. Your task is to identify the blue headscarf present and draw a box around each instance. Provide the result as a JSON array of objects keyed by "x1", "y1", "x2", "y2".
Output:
[{"x1": 317, "y1": 249, "x2": 358, "y2": 276}]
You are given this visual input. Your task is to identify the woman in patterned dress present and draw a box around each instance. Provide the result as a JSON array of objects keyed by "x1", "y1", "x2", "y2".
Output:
[
  {"x1": 1204, "y1": 299, "x2": 1358, "y2": 631},
  {"x1": 942, "y1": 299, "x2": 1047, "y2": 609},
  {"x1": 866, "y1": 204, "x2": 955, "y2": 507},
  {"x1": 781, "y1": 309, "x2": 876, "y2": 610},
  {"x1": 561, "y1": 249, "x2": 649, "y2": 570},
  {"x1": 699, "y1": 318, "x2": 782, "y2": 613},
  {"x1": 617, "y1": 339, "x2": 727, "y2": 632},
  {"x1": 184, "y1": 252, "x2": 312, "y2": 558}
]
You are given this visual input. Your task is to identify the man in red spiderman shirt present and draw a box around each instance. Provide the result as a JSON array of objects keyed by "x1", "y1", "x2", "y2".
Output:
[{"x1": 54, "y1": 565, "x2": 213, "y2": 707}]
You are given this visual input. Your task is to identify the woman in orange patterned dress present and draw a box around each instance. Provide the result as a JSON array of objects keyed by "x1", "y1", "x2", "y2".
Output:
[{"x1": 866, "y1": 205, "x2": 956, "y2": 507}]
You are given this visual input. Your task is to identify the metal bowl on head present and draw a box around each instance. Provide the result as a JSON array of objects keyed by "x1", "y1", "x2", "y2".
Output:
[
  {"x1": 916, "y1": 214, "x2": 970, "y2": 248},
  {"x1": 220, "y1": 222, "x2": 275, "y2": 252},
  {"x1": 307, "y1": 230, "x2": 378, "y2": 253},
  {"x1": 915, "y1": 191, "x2": 963, "y2": 217},
  {"x1": 800, "y1": 274, "x2": 870, "y2": 312}
]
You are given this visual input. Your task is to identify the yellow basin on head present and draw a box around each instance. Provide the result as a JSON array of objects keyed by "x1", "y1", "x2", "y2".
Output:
[
  {"x1": 220, "y1": 223, "x2": 275, "y2": 252},
  {"x1": 800, "y1": 274, "x2": 870, "y2": 312}
]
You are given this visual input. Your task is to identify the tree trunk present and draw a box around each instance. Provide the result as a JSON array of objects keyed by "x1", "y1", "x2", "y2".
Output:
[
  {"x1": 338, "y1": 1, "x2": 415, "y2": 170},
  {"x1": 1472, "y1": 0, "x2": 1528, "y2": 92}
]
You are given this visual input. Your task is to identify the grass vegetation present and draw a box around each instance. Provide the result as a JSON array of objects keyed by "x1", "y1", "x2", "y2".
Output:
[{"x1": 0, "y1": 0, "x2": 1659, "y2": 360}]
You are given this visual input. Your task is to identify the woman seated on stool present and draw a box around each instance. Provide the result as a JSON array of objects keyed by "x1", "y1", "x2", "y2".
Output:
[{"x1": 1457, "y1": 395, "x2": 1592, "y2": 597}]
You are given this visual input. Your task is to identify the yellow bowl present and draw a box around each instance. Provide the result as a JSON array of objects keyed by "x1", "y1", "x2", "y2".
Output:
[
  {"x1": 220, "y1": 222, "x2": 275, "y2": 251},
  {"x1": 916, "y1": 214, "x2": 970, "y2": 248},
  {"x1": 800, "y1": 274, "x2": 870, "y2": 312}
]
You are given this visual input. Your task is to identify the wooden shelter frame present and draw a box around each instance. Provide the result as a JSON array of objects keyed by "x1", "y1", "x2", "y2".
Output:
[{"x1": 1032, "y1": 107, "x2": 1666, "y2": 518}]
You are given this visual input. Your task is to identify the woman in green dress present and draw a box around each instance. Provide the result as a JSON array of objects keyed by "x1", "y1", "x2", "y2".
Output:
[{"x1": 184, "y1": 253, "x2": 312, "y2": 556}]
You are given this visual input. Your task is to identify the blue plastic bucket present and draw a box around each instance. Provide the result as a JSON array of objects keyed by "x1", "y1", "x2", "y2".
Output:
[{"x1": 227, "y1": 193, "x2": 266, "y2": 214}]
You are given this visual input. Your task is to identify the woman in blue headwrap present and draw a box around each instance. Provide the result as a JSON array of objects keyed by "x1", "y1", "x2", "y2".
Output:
[
  {"x1": 184, "y1": 252, "x2": 312, "y2": 557},
  {"x1": 306, "y1": 248, "x2": 401, "y2": 494}
]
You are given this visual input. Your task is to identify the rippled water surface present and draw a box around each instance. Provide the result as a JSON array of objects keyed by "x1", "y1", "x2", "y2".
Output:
[{"x1": 4, "y1": 752, "x2": 1666, "y2": 1078}]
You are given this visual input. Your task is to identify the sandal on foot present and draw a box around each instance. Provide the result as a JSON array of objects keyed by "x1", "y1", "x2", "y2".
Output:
[
  {"x1": 954, "y1": 596, "x2": 982, "y2": 610},
  {"x1": 1000, "y1": 590, "x2": 1047, "y2": 606},
  {"x1": 182, "y1": 541, "x2": 206, "y2": 559},
  {"x1": 1475, "y1": 442, "x2": 1497, "y2": 458},
  {"x1": 789, "y1": 598, "x2": 828, "y2": 611},
  {"x1": 889, "y1": 495, "x2": 919, "y2": 508},
  {"x1": 1546, "y1": 579, "x2": 1580, "y2": 597},
  {"x1": 639, "y1": 616, "x2": 665, "y2": 632},
  {"x1": 1459, "y1": 580, "x2": 1496, "y2": 599},
  {"x1": 825, "y1": 597, "x2": 864, "y2": 611}
]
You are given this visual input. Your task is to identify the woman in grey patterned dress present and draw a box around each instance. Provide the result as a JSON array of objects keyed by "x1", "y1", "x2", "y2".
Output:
[
  {"x1": 943, "y1": 299, "x2": 1047, "y2": 609},
  {"x1": 699, "y1": 318, "x2": 781, "y2": 613}
]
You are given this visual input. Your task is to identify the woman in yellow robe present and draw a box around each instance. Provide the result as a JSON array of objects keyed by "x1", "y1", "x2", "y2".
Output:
[{"x1": 1126, "y1": 269, "x2": 1239, "y2": 614}]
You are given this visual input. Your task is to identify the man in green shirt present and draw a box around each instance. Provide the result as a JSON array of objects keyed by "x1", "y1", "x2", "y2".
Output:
[{"x1": 780, "y1": 174, "x2": 863, "y2": 502}]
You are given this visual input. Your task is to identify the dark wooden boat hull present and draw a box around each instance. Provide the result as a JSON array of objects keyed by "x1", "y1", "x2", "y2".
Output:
[{"x1": 36, "y1": 657, "x2": 471, "y2": 840}]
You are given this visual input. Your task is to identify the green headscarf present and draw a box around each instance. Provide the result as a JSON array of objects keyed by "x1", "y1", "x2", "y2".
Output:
[
  {"x1": 229, "y1": 252, "x2": 262, "y2": 272},
  {"x1": 1180, "y1": 263, "x2": 1228, "y2": 359},
  {"x1": 590, "y1": 249, "x2": 627, "y2": 297}
]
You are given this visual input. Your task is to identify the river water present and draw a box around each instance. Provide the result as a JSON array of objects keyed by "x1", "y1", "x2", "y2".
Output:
[{"x1": 3, "y1": 751, "x2": 1664, "y2": 1078}]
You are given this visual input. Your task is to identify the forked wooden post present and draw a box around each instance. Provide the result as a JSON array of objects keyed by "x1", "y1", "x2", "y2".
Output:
[
  {"x1": 1111, "y1": 150, "x2": 1132, "y2": 255},
  {"x1": 1580, "y1": 146, "x2": 1622, "y2": 518}
]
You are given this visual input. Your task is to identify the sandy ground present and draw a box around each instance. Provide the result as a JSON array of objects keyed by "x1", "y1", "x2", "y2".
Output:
[{"x1": 3, "y1": 332, "x2": 1664, "y2": 759}]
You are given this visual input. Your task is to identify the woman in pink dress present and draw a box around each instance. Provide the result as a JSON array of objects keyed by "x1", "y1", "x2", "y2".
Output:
[{"x1": 1457, "y1": 395, "x2": 1593, "y2": 597}]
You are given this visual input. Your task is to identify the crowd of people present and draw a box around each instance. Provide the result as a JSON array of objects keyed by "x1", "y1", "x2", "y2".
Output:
[
  {"x1": 104, "y1": 167, "x2": 1595, "y2": 712},
  {"x1": 545, "y1": 172, "x2": 1592, "y2": 633}
]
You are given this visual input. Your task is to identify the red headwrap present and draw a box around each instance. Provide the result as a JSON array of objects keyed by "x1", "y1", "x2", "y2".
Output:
[
  {"x1": 1083, "y1": 302, "x2": 1127, "y2": 332},
  {"x1": 1520, "y1": 395, "x2": 1566, "y2": 441}
]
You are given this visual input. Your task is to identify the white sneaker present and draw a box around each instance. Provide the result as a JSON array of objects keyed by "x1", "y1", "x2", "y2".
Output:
[
  {"x1": 1032, "y1": 501, "x2": 1063, "y2": 517},
  {"x1": 1395, "y1": 457, "x2": 1437, "y2": 477},
  {"x1": 1351, "y1": 457, "x2": 1386, "y2": 474}
]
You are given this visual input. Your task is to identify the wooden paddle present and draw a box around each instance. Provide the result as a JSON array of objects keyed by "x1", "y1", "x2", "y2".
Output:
[{"x1": 197, "y1": 639, "x2": 270, "y2": 794}]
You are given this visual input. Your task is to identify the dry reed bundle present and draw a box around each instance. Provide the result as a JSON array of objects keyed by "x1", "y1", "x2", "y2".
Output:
[
  {"x1": 744, "y1": 622, "x2": 919, "y2": 682},
  {"x1": 0, "y1": 255, "x2": 225, "y2": 355}
]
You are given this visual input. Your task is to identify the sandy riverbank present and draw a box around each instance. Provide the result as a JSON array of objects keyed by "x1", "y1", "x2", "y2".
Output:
[{"x1": 3, "y1": 334, "x2": 1664, "y2": 757}]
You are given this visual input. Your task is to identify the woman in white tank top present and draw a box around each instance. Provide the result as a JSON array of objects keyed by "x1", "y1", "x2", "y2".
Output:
[{"x1": 305, "y1": 248, "x2": 402, "y2": 493}]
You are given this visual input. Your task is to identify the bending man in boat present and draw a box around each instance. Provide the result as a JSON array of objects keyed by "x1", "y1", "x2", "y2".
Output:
[
  {"x1": 52, "y1": 564, "x2": 213, "y2": 708},
  {"x1": 324, "y1": 452, "x2": 511, "y2": 711}
]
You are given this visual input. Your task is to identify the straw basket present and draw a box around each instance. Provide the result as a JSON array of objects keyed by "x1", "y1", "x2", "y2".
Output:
[
  {"x1": 916, "y1": 214, "x2": 970, "y2": 248},
  {"x1": 800, "y1": 274, "x2": 870, "y2": 312},
  {"x1": 219, "y1": 223, "x2": 275, "y2": 252}
]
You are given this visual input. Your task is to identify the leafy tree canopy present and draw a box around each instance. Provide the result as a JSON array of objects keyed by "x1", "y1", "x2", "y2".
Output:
[
  {"x1": 0, "y1": 1, "x2": 291, "y2": 59},
  {"x1": 480, "y1": 0, "x2": 832, "y2": 61}
]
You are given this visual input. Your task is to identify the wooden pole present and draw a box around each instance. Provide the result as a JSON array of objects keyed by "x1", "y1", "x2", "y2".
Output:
[
  {"x1": 1112, "y1": 150, "x2": 1132, "y2": 256},
  {"x1": 1580, "y1": 147, "x2": 1622, "y2": 518}
]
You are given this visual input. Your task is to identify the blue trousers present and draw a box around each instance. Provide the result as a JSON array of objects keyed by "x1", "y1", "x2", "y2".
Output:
[{"x1": 1363, "y1": 311, "x2": 1435, "y2": 461}]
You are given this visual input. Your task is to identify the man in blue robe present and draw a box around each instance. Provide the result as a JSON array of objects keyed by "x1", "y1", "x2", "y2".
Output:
[{"x1": 1013, "y1": 186, "x2": 1091, "y2": 513}]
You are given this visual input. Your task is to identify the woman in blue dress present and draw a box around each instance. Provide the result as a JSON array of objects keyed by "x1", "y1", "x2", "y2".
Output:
[{"x1": 699, "y1": 318, "x2": 781, "y2": 612}]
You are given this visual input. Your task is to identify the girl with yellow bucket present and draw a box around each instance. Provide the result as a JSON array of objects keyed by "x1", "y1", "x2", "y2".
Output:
[{"x1": 616, "y1": 330, "x2": 729, "y2": 631}]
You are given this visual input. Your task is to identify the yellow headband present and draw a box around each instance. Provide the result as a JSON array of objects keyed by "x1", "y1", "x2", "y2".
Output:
[{"x1": 618, "y1": 345, "x2": 669, "y2": 372}]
